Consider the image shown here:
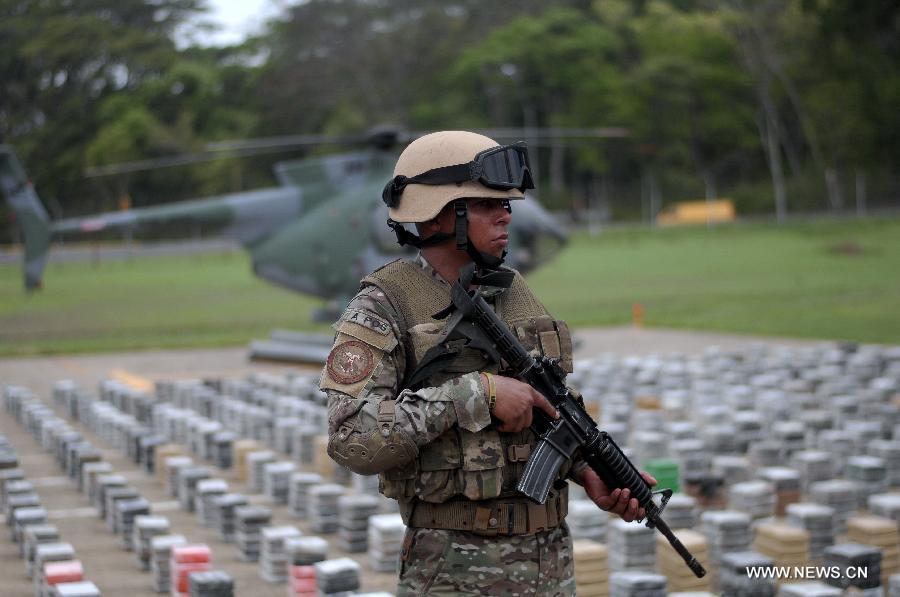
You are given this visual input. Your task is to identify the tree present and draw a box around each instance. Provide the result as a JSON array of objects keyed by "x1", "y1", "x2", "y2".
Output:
[
  {"x1": 0, "y1": 0, "x2": 204, "y2": 216},
  {"x1": 624, "y1": 2, "x2": 757, "y2": 205}
]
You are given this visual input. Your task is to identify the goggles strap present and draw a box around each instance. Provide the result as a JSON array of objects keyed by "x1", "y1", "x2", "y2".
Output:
[{"x1": 382, "y1": 164, "x2": 471, "y2": 208}]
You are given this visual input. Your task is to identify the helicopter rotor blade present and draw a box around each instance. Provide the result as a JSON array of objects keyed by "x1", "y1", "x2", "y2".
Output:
[
  {"x1": 473, "y1": 127, "x2": 630, "y2": 143},
  {"x1": 83, "y1": 130, "x2": 395, "y2": 178},
  {"x1": 83, "y1": 126, "x2": 627, "y2": 178}
]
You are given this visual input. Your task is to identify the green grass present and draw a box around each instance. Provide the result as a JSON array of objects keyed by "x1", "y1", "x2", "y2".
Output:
[
  {"x1": 0, "y1": 217, "x2": 898, "y2": 356},
  {"x1": 0, "y1": 250, "x2": 331, "y2": 356},
  {"x1": 529, "y1": 218, "x2": 900, "y2": 343}
]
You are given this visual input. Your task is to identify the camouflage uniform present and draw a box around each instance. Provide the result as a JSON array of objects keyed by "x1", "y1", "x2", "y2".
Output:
[{"x1": 322, "y1": 254, "x2": 577, "y2": 596}]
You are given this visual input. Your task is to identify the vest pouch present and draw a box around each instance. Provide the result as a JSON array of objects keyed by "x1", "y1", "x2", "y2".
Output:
[
  {"x1": 414, "y1": 430, "x2": 462, "y2": 503},
  {"x1": 511, "y1": 315, "x2": 555, "y2": 355},
  {"x1": 441, "y1": 342, "x2": 490, "y2": 374},
  {"x1": 458, "y1": 428, "x2": 504, "y2": 500},
  {"x1": 553, "y1": 319, "x2": 574, "y2": 373},
  {"x1": 511, "y1": 316, "x2": 574, "y2": 375}
]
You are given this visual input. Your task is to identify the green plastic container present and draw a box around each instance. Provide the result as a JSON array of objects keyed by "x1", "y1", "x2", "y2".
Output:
[{"x1": 642, "y1": 458, "x2": 680, "y2": 493}]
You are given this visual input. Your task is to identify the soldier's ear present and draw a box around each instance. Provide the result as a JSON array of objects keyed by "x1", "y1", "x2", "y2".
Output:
[{"x1": 417, "y1": 217, "x2": 440, "y2": 235}]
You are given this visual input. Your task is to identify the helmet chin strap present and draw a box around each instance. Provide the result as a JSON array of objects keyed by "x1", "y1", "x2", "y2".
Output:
[{"x1": 388, "y1": 199, "x2": 514, "y2": 288}]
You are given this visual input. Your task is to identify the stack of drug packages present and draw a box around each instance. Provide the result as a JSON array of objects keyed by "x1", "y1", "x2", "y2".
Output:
[
  {"x1": 150, "y1": 534, "x2": 186, "y2": 593},
  {"x1": 785, "y1": 503, "x2": 836, "y2": 562},
  {"x1": 728, "y1": 480, "x2": 777, "y2": 521},
  {"x1": 186, "y1": 571, "x2": 234, "y2": 597},
  {"x1": 287, "y1": 472, "x2": 322, "y2": 519},
  {"x1": 608, "y1": 518, "x2": 656, "y2": 572},
  {"x1": 234, "y1": 505, "x2": 271, "y2": 562},
  {"x1": 308, "y1": 484, "x2": 344, "y2": 534},
  {"x1": 889, "y1": 573, "x2": 900, "y2": 597},
  {"x1": 289, "y1": 558, "x2": 361, "y2": 597},
  {"x1": 258, "y1": 525, "x2": 301, "y2": 583},
  {"x1": 162, "y1": 455, "x2": 193, "y2": 498},
  {"x1": 572, "y1": 538, "x2": 609, "y2": 596},
  {"x1": 24, "y1": 525, "x2": 60, "y2": 578},
  {"x1": 700, "y1": 510, "x2": 753, "y2": 590},
  {"x1": 170, "y1": 544, "x2": 212, "y2": 597},
  {"x1": 231, "y1": 440, "x2": 262, "y2": 483},
  {"x1": 844, "y1": 456, "x2": 889, "y2": 508},
  {"x1": 718, "y1": 550, "x2": 776, "y2": 597},
  {"x1": 663, "y1": 494, "x2": 700, "y2": 531},
  {"x1": 776, "y1": 581, "x2": 842, "y2": 596},
  {"x1": 822, "y1": 542, "x2": 882, "y2": 593},
  {"x1": 40, "y1": 560, "x2": 85, "y2": 596},
  {"x1": 211, "y1": 494, "x2": 247, "y2": 543},
  {"x1": 867, "y1": 440, "x2": 900, "y2": 488},
  {"x1": 757, "y1": 467, "x2": 802, "y2": 516},
  {"x1": 869, "y1": 494, "x2": 900, "y2": 526},
  {"x1": 114, "y1": 495, "x2": 151, "y2": 550},
  {"x1": 194, "y1": 479, "x2": 227, "y2": 527},
  {"x1": 33, "y1": 542, "x2": 76, "y2": 595},
  {"x1": 655, "y1": 529, "x2": 712, "y2": 593},
  {"x1": 131, "y1": 515, "x2": 170, "y2": 570},
  {"x1": 286, "y1": 536, "x2": 328, "y2": 596},
  {"x1": 568, "y1": 500, "x2": 608, "y2": 542},
  {"x1": 48, "y1": 581, "x2": 101, "y2": 597},
  {"x1": 808, "y1": 480, "x2": 857, "y2": 535},
  {"x1": 790, "y1": 450, "x2": 834, "y2": 494},
  {"x1": 752, "y1": 521, "x2": 810, "y2": 586},
  {"x1": 846, "y1": 514, "x2": 900, "y2": 588},
  {"x1": 609, "y1": 571, "x2": 667, "y2": 597},
  {"x1": 262, "y1": 461, "x2": 295, "y2": 505},
  {"x1": 246, "y1": 450, "x2": 276, "y2": 493},
  {"x1": 367, "y1": 513, "x2": 406, "y2": 573},
  {"x1": 338, "y1": 494, "x2": 380, "y2": 553}
]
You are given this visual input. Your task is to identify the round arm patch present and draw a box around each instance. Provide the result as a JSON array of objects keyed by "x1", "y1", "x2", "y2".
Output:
[{"x1": 326, "y1": 340, "x2": 376, "y2": 384}]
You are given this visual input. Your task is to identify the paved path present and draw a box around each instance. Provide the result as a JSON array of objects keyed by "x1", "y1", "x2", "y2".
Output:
[{"x1": 0, "y1": 326, "x2": 832, "y2": 397}]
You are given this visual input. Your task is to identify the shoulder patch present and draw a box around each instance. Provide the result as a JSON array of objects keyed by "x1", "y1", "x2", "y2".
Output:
[{"x1": 326, "y1": 340, "x2": 376, "y2": 384}]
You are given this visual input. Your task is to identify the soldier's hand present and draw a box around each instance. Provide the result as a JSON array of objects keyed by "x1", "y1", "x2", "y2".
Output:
[
  {"x1": 485, "y1": 374, "x2": 559, "y2": 433},
  {"x1": 580, "y1": 468, "x2": 658, "y2": 523}
]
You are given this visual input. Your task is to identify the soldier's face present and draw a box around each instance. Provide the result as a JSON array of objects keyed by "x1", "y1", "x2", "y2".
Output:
[
  {"x1": 426, "y1": 198, "x2": 512, "y2": 258},
  {"x1": 465, "y1": 198, "x2": 512, "y2": 258}
]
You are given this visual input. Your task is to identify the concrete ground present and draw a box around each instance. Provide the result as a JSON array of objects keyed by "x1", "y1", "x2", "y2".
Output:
[{"x1": 0, "y1": 326, "x2": 832, "y2": 596}]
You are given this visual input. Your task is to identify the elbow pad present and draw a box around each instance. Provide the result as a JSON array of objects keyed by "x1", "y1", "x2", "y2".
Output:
[{"x1": 327, "y1": 400, "x2": 417, "y2": 475}]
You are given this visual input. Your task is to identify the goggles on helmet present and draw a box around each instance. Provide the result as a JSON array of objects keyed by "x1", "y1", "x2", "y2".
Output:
[{"x1": 382, "y1": 142, "x2": 534, "y2": 208}]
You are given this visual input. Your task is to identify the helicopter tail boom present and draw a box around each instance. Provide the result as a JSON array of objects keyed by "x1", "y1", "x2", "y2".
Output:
[{"x1": 0, "y1": 146, "x2": 52, "y2": 291}]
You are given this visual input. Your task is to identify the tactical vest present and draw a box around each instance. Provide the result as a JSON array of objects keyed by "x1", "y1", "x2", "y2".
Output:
[{"x1": 360, "y1": 259, "x2": 574, "y2": 504}]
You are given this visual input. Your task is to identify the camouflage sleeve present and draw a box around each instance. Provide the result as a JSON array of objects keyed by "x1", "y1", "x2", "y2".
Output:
[{"x1": 323, "y1": 287, "x2": 490, "y2": 475}]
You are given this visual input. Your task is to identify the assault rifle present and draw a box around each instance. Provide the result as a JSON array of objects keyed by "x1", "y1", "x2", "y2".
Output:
[{"x1": 437, "y1": 264, "x2": 706, "y2": 579}]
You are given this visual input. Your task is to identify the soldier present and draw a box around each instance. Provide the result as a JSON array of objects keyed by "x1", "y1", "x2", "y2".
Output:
[{"x1": 322, "y1": 131, "x2": 656, "y2": 595}]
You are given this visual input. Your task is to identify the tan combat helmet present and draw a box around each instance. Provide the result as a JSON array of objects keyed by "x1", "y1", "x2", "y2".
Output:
[{"x1": 385, "y1": 131, "x2": 529, "y2": 223}]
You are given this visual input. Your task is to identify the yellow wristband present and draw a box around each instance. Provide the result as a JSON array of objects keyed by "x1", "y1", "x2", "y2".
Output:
[{"x1": 484, "y1": 372, "x2": 497, "y2": 412}]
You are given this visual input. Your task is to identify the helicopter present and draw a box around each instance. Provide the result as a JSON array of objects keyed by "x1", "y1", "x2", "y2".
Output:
[{"x1": 1, "y1": 127, "x2": 624, "y2": 321}]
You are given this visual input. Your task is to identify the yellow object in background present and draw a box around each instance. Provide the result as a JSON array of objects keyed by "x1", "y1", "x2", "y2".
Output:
[{"x1": 656, "y1": 199, "x2": 736, "y2": 226}]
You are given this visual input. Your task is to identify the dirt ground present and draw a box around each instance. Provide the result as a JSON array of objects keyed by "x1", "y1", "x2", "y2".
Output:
[{"x1": 0, "y1": 326, "x2": 830, "y2": 596}]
